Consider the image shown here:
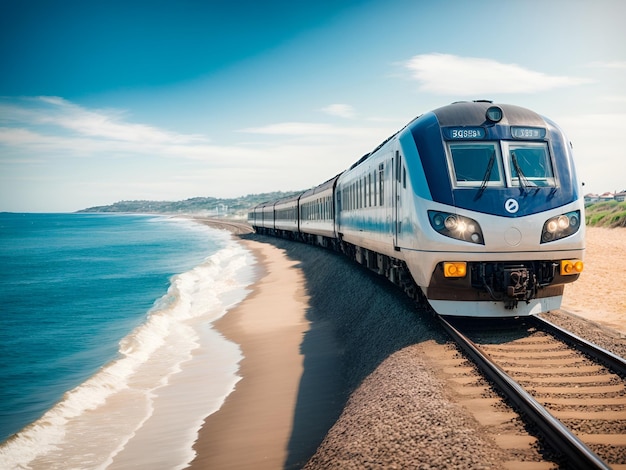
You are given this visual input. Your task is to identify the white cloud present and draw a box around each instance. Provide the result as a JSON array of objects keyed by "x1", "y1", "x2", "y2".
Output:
[
  {"x1": 239, "y1": 121, "x2": 383, "y2": 137},
  {"x1": 404, "y1": 53, "x2": 592, "y2": 94},
  {"x1": 320, "y1": 103, "x2": 356, "y2": 118},
  {"x1": 0, "y1": 97, "x2": 392, "y2": 168},
  {"x1": 586, "y1": 60, "x2": 626, "y2": 70},
  {"x1": 0, "y1": 96, "x2": 206, "y2": 145},
  {"x1": 598, "y1": 95, "x2": 626, "y2": 103}
]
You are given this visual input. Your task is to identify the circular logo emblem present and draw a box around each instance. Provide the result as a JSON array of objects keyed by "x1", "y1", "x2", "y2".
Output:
[{"x1": 504, "y1": 198, "x2": 519, "y2": 214}]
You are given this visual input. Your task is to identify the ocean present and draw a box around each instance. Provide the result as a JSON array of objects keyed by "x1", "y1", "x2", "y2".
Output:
[{"x1": 0, "y1": 213, "x2": 256, "y2": 469}]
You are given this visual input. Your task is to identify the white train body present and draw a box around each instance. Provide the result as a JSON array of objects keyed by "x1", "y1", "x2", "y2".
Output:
[
  {"x1": 250, "y1": 101, "x2": 585, "y2": 317},
  {"x1": 298, "y1": 176, "x2": 338, "y2": 243}
]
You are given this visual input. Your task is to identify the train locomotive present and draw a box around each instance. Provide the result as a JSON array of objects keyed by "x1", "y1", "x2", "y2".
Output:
[{"x1": 248, "y1": 100, "x2": 585, "y2": 317}]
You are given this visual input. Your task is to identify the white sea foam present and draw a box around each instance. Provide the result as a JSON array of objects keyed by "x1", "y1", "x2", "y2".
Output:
[{"x1": 0, "y1": 227, "x2": 257, "y2": 470}]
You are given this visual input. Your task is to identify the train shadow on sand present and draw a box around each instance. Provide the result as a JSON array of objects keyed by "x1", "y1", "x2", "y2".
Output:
[{"x1": 238, "y1": 233, "x2": 449, "y2": 469}]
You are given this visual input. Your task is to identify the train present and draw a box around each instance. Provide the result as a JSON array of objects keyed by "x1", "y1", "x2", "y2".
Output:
[{"x1": 248, "y1": 100, "x2": 585, "y2": 317}]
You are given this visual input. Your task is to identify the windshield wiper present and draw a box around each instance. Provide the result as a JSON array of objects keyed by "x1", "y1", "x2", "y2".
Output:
[
  {"x1": 511, "y1": 151, "x2": 533, "y2": 194},
  {"x1": 475, "y1": 151, "x2": 495, "y2": 200}
]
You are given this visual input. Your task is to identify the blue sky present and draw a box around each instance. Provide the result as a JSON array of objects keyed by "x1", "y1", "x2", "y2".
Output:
[{"x1": 1, "y1": 0, "x2": 624, "y2": 212}]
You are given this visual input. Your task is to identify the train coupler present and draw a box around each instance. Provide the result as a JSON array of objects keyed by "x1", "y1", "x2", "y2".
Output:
[
  {"x1": 503, "y1": 267, "x2": 537, "y2": 308},
  {"x1": 473, "y1": 263, "x2": 539, "y2": 308}
]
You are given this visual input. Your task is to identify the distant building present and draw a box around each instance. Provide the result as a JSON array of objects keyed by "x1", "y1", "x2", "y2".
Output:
[
  {"x1": 584, "y1": 191, "x2": 626, "y2": 204},
  {"x1": 599, "y1": 192, "x2": 616, "y2": 202}
]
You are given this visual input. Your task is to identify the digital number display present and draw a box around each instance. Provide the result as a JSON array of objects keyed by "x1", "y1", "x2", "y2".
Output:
[
  {"x1": 511, "y1": 127, "x2": 546, "y2": 139},
  {"x1": 444, "y1": 127, "x2": 486, "y2": 140}
]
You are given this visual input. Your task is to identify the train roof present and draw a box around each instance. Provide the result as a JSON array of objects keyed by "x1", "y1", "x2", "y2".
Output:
[
  {"x1": 301, "y1": 173, "x2": 340, "y2": 197},
  {"x1": 429, "y1": 100, "x2": 545, "y2": 127},
  {"x1": 273, "y1": 193, "x2": 302, "y2": 205}
]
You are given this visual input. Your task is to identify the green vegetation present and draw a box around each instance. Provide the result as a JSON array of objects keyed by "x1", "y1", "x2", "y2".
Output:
[
  {"x1": 585, "y1": 201, "x2": 626, "y2": 228},
  {"x1": 77, "y1": 191, "x2": 303, "y2": 218}
]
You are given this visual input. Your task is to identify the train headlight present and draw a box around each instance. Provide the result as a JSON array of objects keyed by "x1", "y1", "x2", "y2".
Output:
[
  {"x1": 428, "y1": 211, "x2": 484, "y2": 245},
  {"x1": 444, "y1": 215, "x2": 458, "y2": 230},
  {"x1": 546, "y1": 220, "x2": 558, "y2": 233},
  {"x1": 541, "y1": 210, "x2": 581, "y2": 243},
  {"x1": 486, "y1": 106, "x2": 503, "y2": 123}
]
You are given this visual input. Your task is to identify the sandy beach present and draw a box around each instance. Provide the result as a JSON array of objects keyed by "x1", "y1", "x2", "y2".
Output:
[
  {"x1": 560, "y1": 226, "x2": 626, "y2": 335},
  {"x1": 189, "y1": 223, "x2": 625, "y2": 469},
  {"x1": 188, "y1": 237, "x2": 345, "y2": 469}
]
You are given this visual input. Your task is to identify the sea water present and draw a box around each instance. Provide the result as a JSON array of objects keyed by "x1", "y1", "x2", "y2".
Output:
[{"x1": 0, "y1": 213, "x2": 256, "y2": 469}]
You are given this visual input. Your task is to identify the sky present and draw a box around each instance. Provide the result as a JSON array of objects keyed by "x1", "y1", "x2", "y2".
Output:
[{"x1": 1, "y1": 0, "x2": 625, "y2": 212}]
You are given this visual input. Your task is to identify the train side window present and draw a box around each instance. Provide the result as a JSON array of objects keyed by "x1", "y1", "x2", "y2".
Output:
[
  {"x1": 359, "y1": 179, "x2": 362, "y2": 209},
  {"x1": 447, "y1": 142, "x2": 504, "y2": 187},
  {"x1": 373, "y1": 171, "x2": 377, "y2": 206},
  {"x1": 351, "y1": 184, "x2": 354, "y2": 210},
  {"x1": 402, "y1": 166, "x2": 406, "y2": 189},
  {"x1": 363, "y1": 177, "x2": 366, "y2": 208},
  {"x1": 379, "y1": 163, "x2": 385, "y2": 206},
  {"x1": 396, "y1": 151, "x2": 402, "y2": 182},
  {"x1": 350, "y1": 183, "x2": 353, "y2": 210},
  {"x1": 362, "y1": 177, "x2": 366, "y2": 208}
]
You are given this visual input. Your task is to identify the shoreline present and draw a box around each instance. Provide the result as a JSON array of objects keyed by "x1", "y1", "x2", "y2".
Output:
[{"x1": 188, "y1": 238, "x2": 344, "y2": 469}]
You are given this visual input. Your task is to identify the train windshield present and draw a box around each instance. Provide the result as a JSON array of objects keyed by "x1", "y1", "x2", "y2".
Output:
[
  {"x1": 506, "y1": 142, "x2": 555, "y2": 187},
  {"x1": 447, "y1": 143, "x2": 504, "y2": 187},
  {"x1": 447, "y1": 141, "x2": 555, "y2": 188}
]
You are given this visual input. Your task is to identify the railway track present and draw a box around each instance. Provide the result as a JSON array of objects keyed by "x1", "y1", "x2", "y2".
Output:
[{"x1": 439, "y1": 315, "x2": 626, "y2": 470}]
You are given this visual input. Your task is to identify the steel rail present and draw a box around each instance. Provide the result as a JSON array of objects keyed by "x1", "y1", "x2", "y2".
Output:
[
  {"x1": 438, "y1": 315, "x2": 611, "y2": 470},
  {"x1": 532, "y1": 315, "x2": 626, "y2": 375}
]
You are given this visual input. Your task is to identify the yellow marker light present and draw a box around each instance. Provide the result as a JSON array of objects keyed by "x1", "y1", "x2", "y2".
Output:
[
  {"x1": 444, "y1": 262, "x2": 467, "y2": 278},
  {"x1": 561, "y1": 259, "x2": 584, "y2": 276}
]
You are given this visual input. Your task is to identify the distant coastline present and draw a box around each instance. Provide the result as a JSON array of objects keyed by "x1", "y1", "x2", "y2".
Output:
[{"x1": 76, "y1": 191, "x2": 303, "y2": 219}]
